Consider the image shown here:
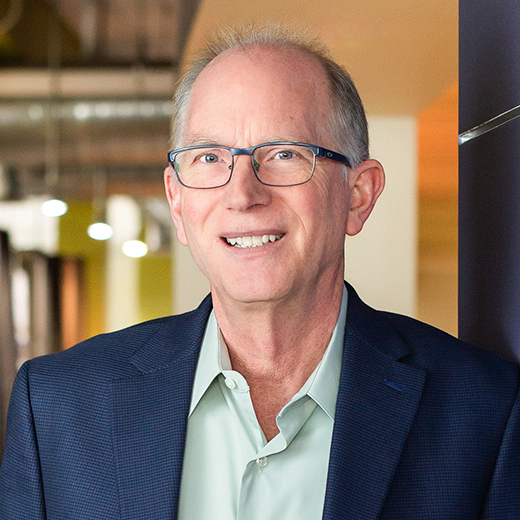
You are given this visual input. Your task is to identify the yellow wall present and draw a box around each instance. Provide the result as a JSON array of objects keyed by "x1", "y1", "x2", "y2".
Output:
[
  {"x1": 58, "y1": 201, "x2": 106, "y2": 340},
  {"x1": 59, "y1": 201, "x2": 173, "y2": 342},
  {"x1": 138, "y1": 255, "x2": 173, "y2": 322}
]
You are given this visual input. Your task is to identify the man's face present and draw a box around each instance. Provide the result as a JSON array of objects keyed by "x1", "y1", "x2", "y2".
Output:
[{"x1": 166, "y1": 47, "x2": 360, "y2": 309}]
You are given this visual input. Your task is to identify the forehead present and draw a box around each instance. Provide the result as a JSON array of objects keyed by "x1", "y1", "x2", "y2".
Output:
[{"x1": 183, "y1": 46, "x2": 332, "y2": 145}]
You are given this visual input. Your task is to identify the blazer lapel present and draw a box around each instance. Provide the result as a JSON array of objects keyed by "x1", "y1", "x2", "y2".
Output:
[
  {"x1": 323, "y1": 286, "x2": 426, "y2": 520},
  {"x1": 110, "y1": 297, "x2": 212, "y2": 520}
]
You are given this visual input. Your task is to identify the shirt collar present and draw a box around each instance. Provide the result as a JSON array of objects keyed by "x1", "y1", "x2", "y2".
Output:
[
  {"x1": 189, "y1": 286, "x2": 348, "y2": 419},
  {"x1": 305, "y1": 286, "x2": 347, "y2": 419},
  {"x1": 189, "y1": 311, "x2": 221, "y2": 416}
]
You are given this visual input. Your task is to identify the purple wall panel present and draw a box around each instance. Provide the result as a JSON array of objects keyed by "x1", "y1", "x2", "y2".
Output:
[
  {"x1": 459, "y1": 117, "x2": 520, "y2": 361},
  {"x1": 459, "y1": 0, "x2": 520, "y2": 133},
  {"x1": 459, "y1": 0, "x2": 520, "y2": 361}
]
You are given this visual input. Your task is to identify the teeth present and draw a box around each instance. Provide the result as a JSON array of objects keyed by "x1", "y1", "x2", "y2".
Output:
[{"x1": 226, "y1": 234, "x2": 283, "y2": 248}]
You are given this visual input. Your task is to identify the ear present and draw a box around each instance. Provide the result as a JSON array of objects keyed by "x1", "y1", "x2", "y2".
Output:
[
  {"x1": 164, "y1": 166, "x2": 188, "y2": 246},
  {"x1": 346, "y1": 159, "x2": 385, "y2": 236}
]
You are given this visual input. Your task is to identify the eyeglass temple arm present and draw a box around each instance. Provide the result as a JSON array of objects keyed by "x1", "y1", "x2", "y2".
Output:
[{"x1": 315, "y1": 147, "x2": 351, "y2": 168}]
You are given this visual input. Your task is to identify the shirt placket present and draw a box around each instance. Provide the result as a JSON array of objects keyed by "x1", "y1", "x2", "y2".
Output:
[{"x1": 234, "y1": 391, "x2": 319, "y2": 519}]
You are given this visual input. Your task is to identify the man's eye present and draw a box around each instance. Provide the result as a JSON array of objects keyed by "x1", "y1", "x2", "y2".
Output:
[
  {"x1": 275, "y1": 150, "x2": 295, "y2": 160},
  {"x1": 200, "y1": 153, "x2": 219, "y2": 163}
]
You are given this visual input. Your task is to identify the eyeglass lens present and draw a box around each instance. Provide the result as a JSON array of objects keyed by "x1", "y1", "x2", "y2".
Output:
[{"x1": 173, "y1": 144, "x2": 316, "y2": 188}]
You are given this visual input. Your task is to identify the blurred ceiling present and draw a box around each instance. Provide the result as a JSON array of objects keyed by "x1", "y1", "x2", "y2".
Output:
[
  {"x1": 0, "y1": 0, "x2": 198, "y2": 66},
  {"x1": 186, "y1": 0, "x2": 458, "y2": 116},
  {"x1": 0, "y1": 0, "x2": 457, "y2": 201},
  {"x1": 0, "y1": 0, "x2": 201, "y2": 199}
]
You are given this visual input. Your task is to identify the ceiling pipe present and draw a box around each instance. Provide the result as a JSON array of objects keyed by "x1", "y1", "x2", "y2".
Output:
[
  {"x1": 80, "y1": 0, "x2": 97, "y2": 60},
  {"x1": 43, "y1": 0, "x2": 66, "y2": 215},
  {"x1": 0, "y1": 99, "x2": 172, "y2": 127},
  {"x1": 0, "y1": 0, "x2": 23, "y2": 34}
]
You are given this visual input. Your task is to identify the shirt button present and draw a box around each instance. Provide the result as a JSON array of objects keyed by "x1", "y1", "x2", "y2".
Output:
[
  {"x1": 255, "y1": 457, "x2": 268, "y2": 469},
  {"x1": 225, "y1": 378, "x2": 237, "y2": 390}
]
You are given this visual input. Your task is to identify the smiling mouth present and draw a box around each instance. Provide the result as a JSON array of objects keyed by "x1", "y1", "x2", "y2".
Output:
[{"x1": 224, "y1": 233, "x2": 284, "y2": 248}]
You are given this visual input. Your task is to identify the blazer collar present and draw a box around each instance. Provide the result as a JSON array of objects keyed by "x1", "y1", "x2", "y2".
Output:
[
  {"x1": 130, "y1": 294, "x2": 213, "y2": 374},
  {"x1": 323, "y1": 284, "x2": 426, "y2": 520},
  {"x1": 110, "y1": 295, "x2": 212, "y2": 520},
  {"x1": 343, "y1": 282, "x2": 411, "y2": 361}
]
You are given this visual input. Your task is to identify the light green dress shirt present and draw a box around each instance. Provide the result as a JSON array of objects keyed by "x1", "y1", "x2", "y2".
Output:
[{"x1": 178, "y1": 287, "x2": 347, "y2": 519}]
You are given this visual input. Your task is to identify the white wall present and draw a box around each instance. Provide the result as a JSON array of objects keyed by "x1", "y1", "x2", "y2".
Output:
[
  {"x1": 344, "y1": 116, "x2": 417, "y2": 316},
  {"x1": 0, "y1": 197, "x2": 59, "y2": 254},
  {"x1": 172, "y1": 238, "x2": 210, "y2": 315},
  {"x1": 105, "y1": 195, "x2": 141, "y2": 331}
]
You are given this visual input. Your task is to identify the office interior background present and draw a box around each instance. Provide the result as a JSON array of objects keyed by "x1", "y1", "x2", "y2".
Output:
[{"x1": 0, "y1": 0, "x2": 458, "y2": 451}]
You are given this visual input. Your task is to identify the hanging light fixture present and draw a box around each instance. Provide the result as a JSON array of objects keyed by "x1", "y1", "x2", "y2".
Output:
[
  {"x1": 41, "y1": 198, "x2": 68, "y2": 217},
  {"x1": 122, "y1": 239, "x2": 148, "y2": 258},
  {"x1": 87, "y1": 170, "x2": 112, "y2": 241},
  {"x1": 87, "y1": 221, "x2": 112, "y2": 240},
  {"x1": 41, "y1": 0, "x2": 67, "y2": 217},
  {"x1": 122, "y1": 205, "x2": 147, "y2": 258},
  {"x1": 121, "y1": 200, "x2": 148, "y2": 258}
]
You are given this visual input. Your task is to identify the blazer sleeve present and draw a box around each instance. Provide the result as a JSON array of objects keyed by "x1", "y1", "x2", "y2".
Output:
[
  {"x1": 0, "y1": 362, "x2": 46, "y2": 519},
  {"x1": 481, "y1": 382, "x2": 520, "y2": 519}
]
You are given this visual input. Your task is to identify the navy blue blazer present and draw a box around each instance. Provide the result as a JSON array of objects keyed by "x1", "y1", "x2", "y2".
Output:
[{"x1": 1, "y1": 284, "x2": 519, "y2": 519}]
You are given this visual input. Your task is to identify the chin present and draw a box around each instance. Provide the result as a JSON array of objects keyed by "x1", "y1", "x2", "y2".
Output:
[{"x1": 218, "y1": 279, "x2": 290, "y2": 306}]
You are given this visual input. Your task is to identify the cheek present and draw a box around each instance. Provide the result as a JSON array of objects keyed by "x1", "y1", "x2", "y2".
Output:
[
  {"x1": 179, "y1": 195, "x2": 215, "y2": 247},
  {"x1": 309, "y1": 174, "x2": 350, "y2": 229}
]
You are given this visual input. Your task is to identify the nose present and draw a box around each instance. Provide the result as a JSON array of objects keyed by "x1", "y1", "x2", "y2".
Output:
[{"x1": 222, "y1": 154, "x2": 272, "y2": 211}]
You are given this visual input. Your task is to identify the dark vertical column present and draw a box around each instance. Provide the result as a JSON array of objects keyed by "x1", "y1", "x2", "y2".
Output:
[
  {"x1": 459, "y1": 0, "x2": 520, "y2": 362},
  {"x1": 0, "y1": 231, "x2": 17, "y2": 463},
  {"x1": 22, "y1": 252, "x2": 63, "y2": 357}
]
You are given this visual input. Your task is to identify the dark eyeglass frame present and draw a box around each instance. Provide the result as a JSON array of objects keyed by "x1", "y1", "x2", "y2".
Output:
[{"x1": 167, "y1": 141, "x2": 351, "y2": 189}]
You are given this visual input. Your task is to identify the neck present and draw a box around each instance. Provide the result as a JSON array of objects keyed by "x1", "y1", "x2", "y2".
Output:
[
  {"x1": 213, "y1": 279, "x2": 344, "y2": 384},
  {"x1": 212, "y1": 279, "x2": 345, "y2": 440}
]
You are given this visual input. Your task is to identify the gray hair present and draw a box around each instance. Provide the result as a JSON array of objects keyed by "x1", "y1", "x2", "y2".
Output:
[{"x1": 171, "y1": 23, "x2": 369, "y2": 166}]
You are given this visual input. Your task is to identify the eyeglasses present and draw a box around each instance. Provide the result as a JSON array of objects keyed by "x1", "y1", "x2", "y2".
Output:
[{"x1": 167, "y1": 142, "x2": 351, "y2": 189}]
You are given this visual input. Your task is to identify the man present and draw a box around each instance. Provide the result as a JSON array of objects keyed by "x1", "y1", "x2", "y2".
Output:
[{"x1": 1, "y1": 25, "x2": 519, "y2": 520}]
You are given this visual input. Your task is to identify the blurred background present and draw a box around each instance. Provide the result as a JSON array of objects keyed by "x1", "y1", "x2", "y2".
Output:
[{"x1": 0, "y1": 0, "x2": 458, "y2": 448}]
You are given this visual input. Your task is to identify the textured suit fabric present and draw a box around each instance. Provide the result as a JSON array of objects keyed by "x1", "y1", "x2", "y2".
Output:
[{"x1": 0, "y1": 283, "x2": 519, "y2": 520}]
